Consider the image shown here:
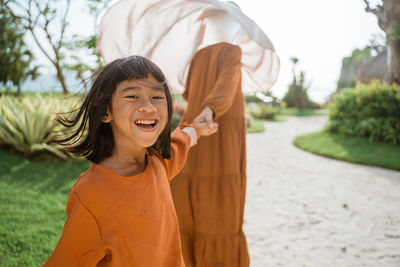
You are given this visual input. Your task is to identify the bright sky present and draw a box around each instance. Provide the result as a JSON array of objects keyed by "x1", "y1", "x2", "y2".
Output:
[
  {"x1": 29, "y1": 0, "x2": 384, "y2": 103},
  {"x1": 232, "y1": 0, "x2": 384, "y2": 103}
]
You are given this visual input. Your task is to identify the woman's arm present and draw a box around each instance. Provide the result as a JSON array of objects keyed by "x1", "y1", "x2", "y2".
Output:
[{"x1": 200, "y1": 44, "x2": 242, "y2": 120}]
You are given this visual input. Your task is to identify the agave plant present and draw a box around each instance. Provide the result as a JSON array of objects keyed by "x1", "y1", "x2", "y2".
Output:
[{"x1": 0, "y1": 94, "x2": 82, "y2": 159}]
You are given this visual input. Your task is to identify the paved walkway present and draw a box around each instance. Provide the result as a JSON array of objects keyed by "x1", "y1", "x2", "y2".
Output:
[{"x1": 244, "y1": 116, "x2": 400, "y2": 267}]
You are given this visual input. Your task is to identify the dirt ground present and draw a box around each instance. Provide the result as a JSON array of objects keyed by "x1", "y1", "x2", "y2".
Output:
[{"x1": 244, "y1": 116, "x2": 400, "y2": 267}]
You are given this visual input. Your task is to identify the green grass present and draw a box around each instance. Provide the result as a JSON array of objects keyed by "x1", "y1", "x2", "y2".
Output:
[
  {"x1": 172, "y1": 94, "x2": 184, "y2": 101},
  {"x1": 279, "y1": 108, "x2": 327, "y2": 117},
  {"x1": 264, "y1": 115, "x2": 287, "y2": 122},
  {"x1": 246, "y1": 118, "x2": 265, "y2": 133},
  {"x1": 0, "y1": 151, "x2": 90, "y2": 266},
  {"x1": 293, "y1": 131, "x2": 400, "y2": 170}
]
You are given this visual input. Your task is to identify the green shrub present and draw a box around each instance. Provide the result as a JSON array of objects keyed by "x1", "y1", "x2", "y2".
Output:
[
  {"x1": 0, "y1": 94, "x2": 82, "y2": 159},
  {"x1": 248, "y1": 104, "x2": 279, "y2": 120},
  {"x1": 244, "y1": 94, "x2": 263, "y2": 104},
  {"x1": 171, "y1": 112, "x2": 181, "y2": 131},
  {"x1": 336, "y1": 79, "x2": 356, "y2": 91},
  {"x1": 327, "y1": 82, "x2": 400, "y2": 145}
]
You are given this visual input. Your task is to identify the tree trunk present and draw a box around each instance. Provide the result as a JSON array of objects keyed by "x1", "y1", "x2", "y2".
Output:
[
  {"x1": 386, "y1": 34, "x2": 400, "y2": 84},
  {"x1": 55, "y1": 63, "x2": 68, "y2": 94},
  {"x1": 364, "y1": 0, "x2": 400, "y2": 84},
  {"x1": 381, "y1": 0, "x2": 400, "y2": 84}
]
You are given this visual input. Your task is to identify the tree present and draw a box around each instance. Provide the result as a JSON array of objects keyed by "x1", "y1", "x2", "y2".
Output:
[
  {"x1": 0, "y1": 2, "x2": 38, "y2": 93},
  {"x1": 290, "y1": 56, "x2": 299, "y2": 67},
  {"x1": 4, "y1": 0, "x2": 72, "y2": 94},
  {"x1": 283, "y1": 57, "x2": 313, "y2": 109},
  {"x1": 66, "y1": 0, "x2": 110, "y2": 91},
  {"x1": 336, "y1": 36, "x2": 385, "y2": 92},
  {"x1": 363, "y1": 0, "x2": 400, "y2": 84}
]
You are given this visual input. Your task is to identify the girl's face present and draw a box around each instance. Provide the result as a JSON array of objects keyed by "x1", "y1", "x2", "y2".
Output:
[{"x1": 105, "y1": 75, "x2": 169, "y2": 151}]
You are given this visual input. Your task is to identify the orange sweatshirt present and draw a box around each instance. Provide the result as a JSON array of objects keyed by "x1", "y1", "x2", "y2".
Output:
[{"x1": 42, "y1": 127, "x2": 194, "y2": 267}]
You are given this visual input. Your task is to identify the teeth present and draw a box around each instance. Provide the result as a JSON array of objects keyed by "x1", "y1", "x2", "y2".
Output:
[{"x1": 135, "y1": 120, "x2": 156, "y2": 125}]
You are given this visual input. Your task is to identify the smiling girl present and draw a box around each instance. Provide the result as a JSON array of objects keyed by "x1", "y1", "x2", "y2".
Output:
[{"x1": 42, "y1": 56, "x2": 217, "y2": 267}]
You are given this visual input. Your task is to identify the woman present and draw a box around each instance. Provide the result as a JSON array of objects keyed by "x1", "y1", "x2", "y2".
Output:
[{"x1": 171, "y1": 42, "x2": 249, "y2": 267}]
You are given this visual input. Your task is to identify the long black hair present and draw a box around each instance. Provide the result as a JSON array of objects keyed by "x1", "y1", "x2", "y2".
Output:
[{"x1": 55, "y1": 56, "x2": 173, "y2": 163}]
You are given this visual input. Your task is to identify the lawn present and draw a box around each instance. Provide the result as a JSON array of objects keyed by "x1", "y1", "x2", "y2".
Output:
[
  {"x1": 293, "y1": 131, "x2": 400, "y2": 170},
  {"x1": 279, "y1": 108, "x2": 327, "y2": 117},
  {"x1": 245, "y1": 107, "x2": 327, "y2": 134},
  {"x1": 0, "y1": 151, "x2": 90, "y2": 266},
  {"x1": 246, "y1": 118, "x2": 265, "y2": 133}
]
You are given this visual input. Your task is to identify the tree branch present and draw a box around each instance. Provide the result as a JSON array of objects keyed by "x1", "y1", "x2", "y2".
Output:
[
  {"x1": 363, "y1": 0, "x2": 379, "y2": 16},
  {"x1": 3, "y1": 4, "x2": 20, "y2": 20},
  {"x1": 363, "y1": 0, "x2": 388, "y2": 30},
  {"x1": 11, "y1": 0, "x2": 27, "y2": 12},
  {"x1": 28, "y1": 27, "x2": 56, "y2": 65},
  {"x1": 26, "y1": 0, "x2": 41, "y2": 30},
  {"x1": 4, "y1": 1, "x2": 28, "y2": 24},
  {"x1": 6, "y1": 0, "x2": 70, "y2": 93},
  {"x1": 58, "y1": 0, "x2": 71, "y2": 49}
]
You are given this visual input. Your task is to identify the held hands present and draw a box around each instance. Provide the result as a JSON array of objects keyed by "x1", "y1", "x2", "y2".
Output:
[{"x1": 193, "y1": 106, "x2": 218, "y2": 136}]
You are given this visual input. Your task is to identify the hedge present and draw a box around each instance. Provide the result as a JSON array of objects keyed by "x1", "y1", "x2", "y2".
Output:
[{"x1": 327, "y1": 82, "x2": 400, "y2": 145}]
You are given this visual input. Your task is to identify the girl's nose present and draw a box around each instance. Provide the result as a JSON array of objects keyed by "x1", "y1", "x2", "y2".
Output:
[{"x1": 139, "y1": 99, "x2": 157, "y2": 113}]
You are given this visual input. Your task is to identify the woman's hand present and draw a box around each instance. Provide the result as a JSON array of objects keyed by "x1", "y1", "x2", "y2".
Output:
[
  {"x1": 193, "y1": 106, "x2": 218, "y2": 136},
  {"x1": 193, "y1": 106, "x2": 214, "y2": 126}
]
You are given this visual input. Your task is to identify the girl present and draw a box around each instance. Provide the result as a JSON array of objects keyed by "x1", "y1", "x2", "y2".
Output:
[{"x1": 42, "y1": 56, "x2": 217, "y2": 266}]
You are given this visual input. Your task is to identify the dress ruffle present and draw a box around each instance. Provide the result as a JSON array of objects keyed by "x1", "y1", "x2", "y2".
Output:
[{"x1": 179, "y1": 228, "x2": 249, "y2": 267}]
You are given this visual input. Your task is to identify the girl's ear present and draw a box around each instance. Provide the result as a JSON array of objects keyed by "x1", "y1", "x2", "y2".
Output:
[{"x1": 101, "y1": 111, "x2": 112, "y2": 123}]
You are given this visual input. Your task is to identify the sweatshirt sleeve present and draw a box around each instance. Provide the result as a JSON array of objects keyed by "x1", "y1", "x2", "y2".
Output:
[
  {"x1": 42, "y1": 192, "x2": 106, "y2": 267},
  {"x1": 201, "y1": 45, "x2": 242, "y2": 119},
  {"x1": 160, "y1": 126, "x2": 198, "y2": 181}
]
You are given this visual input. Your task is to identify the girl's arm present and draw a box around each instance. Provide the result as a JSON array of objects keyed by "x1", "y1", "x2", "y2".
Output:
[
  {"x1": 161, "y1": 122, "x2": 217, "y2": 180},
  {"x1": 42, "y1": 192, "x2": 106, "y2": 266}
]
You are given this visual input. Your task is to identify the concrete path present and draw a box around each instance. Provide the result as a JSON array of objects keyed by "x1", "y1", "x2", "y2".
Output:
[{"x1": 244, "y1": 116, "x2": 400, "y2": 267}]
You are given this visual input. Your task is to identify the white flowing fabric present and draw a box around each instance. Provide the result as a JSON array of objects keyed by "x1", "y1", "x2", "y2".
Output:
[{"x1": 97, "y1": 0, "x2": 280, "y2": 94}]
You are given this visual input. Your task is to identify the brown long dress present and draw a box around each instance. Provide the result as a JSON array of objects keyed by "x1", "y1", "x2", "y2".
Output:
[{"x1": 170, "y1": 42, "x2": 249, "y2": 267}]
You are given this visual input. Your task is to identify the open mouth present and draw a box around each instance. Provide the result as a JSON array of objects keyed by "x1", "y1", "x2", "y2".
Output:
[{"x1": 134, "y1": 119, "x2": 158, "y2": 131}]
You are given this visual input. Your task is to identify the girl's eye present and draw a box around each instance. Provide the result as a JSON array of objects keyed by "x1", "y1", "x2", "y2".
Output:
[
  {"x1": 153, "y1": 96, "x2": 165, "y2": 100},
  {"x1": 126, "y1": 95, "x2": 139, "y2": 99}
]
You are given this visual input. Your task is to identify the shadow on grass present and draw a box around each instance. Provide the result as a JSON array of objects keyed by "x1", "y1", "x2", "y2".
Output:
[{"x1": 0, "y1": 150, "x2": 90, "y2": 194}]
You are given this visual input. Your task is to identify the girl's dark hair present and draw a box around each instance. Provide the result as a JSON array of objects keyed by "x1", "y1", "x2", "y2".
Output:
[{"x1": 55, "y1": 56, "x2": 173, "y2": 163}]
